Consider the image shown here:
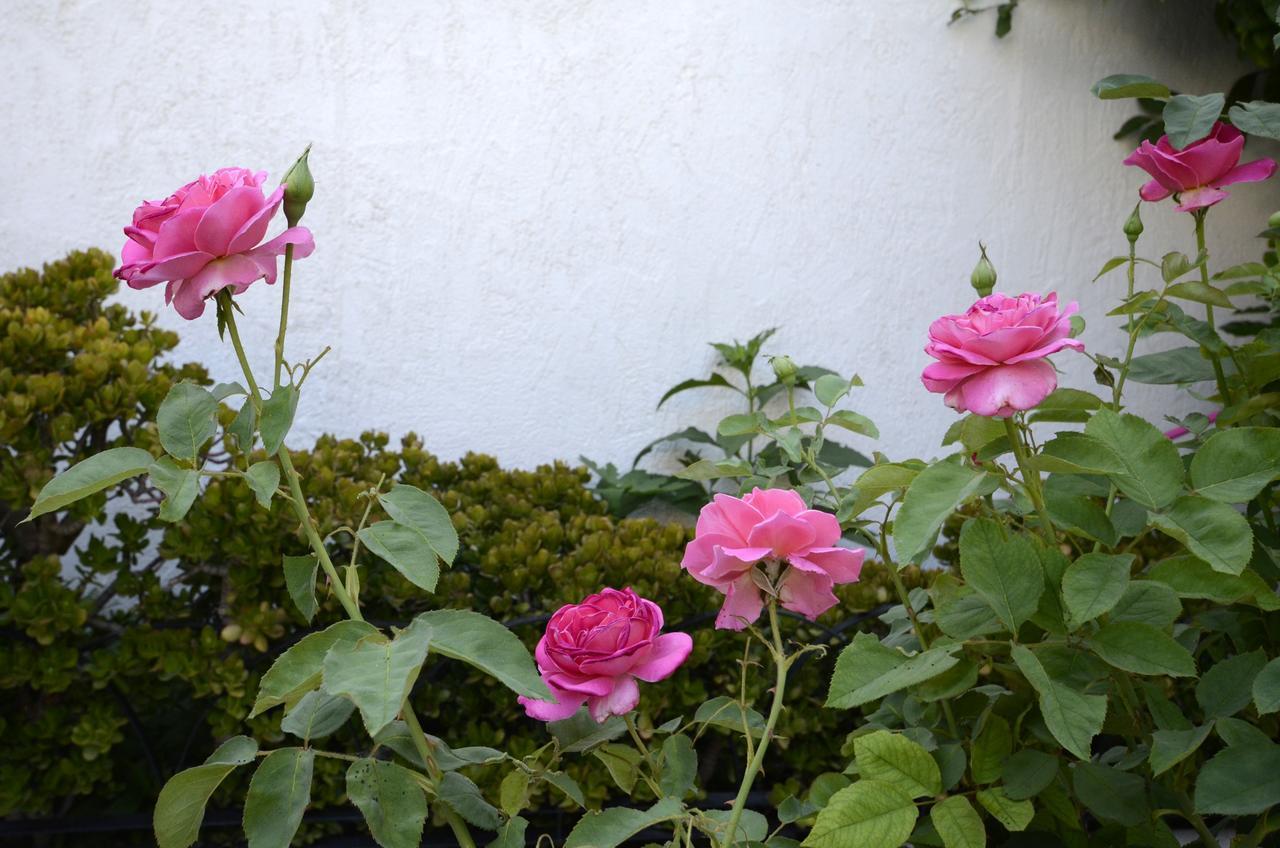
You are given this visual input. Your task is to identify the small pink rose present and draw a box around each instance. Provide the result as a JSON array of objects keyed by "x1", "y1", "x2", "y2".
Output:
[
  {"x1": 921, "y1": 292, "x2": 1083, "y2": 418},
  {"x1": 1124, "y1": 122, "x2": 1276, "y2": 212},
  {"x1": 114, "y1": 167, "x2": 315, "y2": 319},
  {"x1": 518, "y1": 587, "x2": 692, "y2": 723},
  {"x1": 681, "y1": 488, "x2": 865, "y2": 630}
]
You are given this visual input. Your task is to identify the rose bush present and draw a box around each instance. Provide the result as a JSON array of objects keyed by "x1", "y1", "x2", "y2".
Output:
[{"x1": 19, "y1": 75, "x2": 1280, "y2": 848}]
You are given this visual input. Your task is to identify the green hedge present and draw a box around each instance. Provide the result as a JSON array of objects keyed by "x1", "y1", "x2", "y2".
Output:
[{"x1": 0, "y1": 251, "x2": 922, "y2": 829}]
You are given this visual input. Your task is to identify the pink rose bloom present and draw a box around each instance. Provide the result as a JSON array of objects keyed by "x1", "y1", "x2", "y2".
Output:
[
  {"x1": 681, "y1": 488, "x2": 865, "y2": 630},
  {"x1": 518, "y1": 587, "x2": 692, "y2": 723},
  {"x1": 114, "y1": 167, "x2": 315, "y2": 319},
  {"x1": 1124, "y1": 122, "x2": 1276, "y2": 212},
  {"x1": 922, "y1": 292, "x2": 1083, "y2": 418}
]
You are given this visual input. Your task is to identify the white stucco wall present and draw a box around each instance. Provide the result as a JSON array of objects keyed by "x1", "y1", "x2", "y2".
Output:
[{"x1": 3, "y1": 0, "x2": 1276, "y2": 473}]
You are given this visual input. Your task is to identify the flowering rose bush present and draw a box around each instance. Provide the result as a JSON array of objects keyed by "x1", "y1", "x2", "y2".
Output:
[
  {"x1": 519, "y1": 587, "x2": 692, "y2": 721},
  {"x1": 921, "y1": 291, "x2": 1083, "y2": 417},
  {"x1": 20, "y1": 76, "x2": 1280, "y2": 848},
  {"x1": 115, "y1": 166, "x2": 314, "y2": 318}
]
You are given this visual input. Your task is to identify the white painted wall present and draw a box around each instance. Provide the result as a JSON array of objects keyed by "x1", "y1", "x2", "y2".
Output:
[{"x1": 3, "y1": 0, "x2": 1276, "y2": 472}]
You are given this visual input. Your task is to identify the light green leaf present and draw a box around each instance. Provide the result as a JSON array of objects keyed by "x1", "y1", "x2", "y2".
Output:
[
  {"x1": 970, "y1": 715, "x2": 1012, "y2": 785},
  {"x1": 229, "y1": 397, "x2": 256, "y2": 450},
  {"x1": 1255, "y1": 657, "x2": 1280, "y2": 715},
  {"x1": 1089, "y1": 621, "x2": 1196, "y2": 677},
  {"x1": 259, "y1": 384, "x2": 298, "y2": 456},
  {"x1": 347, "y1": 758, "x2": 428, "y2": 848},
  {"x1": 25, "y1": 446, "x2": 155, "y2": 522},
  {"x1": 378, "y1": 483, "x2": 459, "y2": 564},
  {"x1": 245, "y1": 461, "x2": 280, "y2": 508},
  {"x1": 1000, "y1": 750, "x2": 1058, "y2": 800},
  {"x1": 659, "y1": 734, "x2": 697, "y2": 799},
  {"x1": 1071, "y1": 762, "x2": 1146, "y2": 826},
  {"x1": 1190, "y1": 427, "x2": 1280, "y2": 503},
  {"x1": 853, "y1": 731, "x2": 942, "y2": 798},
  {"x1": 1109, "y1": 581, "x2": 1181, "y2": 628},
  {"x1": 359, "y1": 521, "x2": 440, "y2": 592},
  {"x1": 321, "y1": 618, "x2": 432, "y2": 736},
  {"x1": 563, "y1": 798, "x2": 684, "y2": 848},
  {"x1": 549, "y1": 710, "x2": 627, "y2": 752},
  {"x1": 437, "y1": 771, "x2": 502, "y2": 831},
  {"x1": 1197, "y1": 650, "x2": 1267, "y2": 718},
  {"x1": 802, "y1": 780, "x2": 917, "y2": 848},
  {"x1": 593, "y1": 743, "x2": 641, "y2": 793},
  {"x1": 1194, "y1": 743, "x2": 1280, "y2": 814},
  {"x1": 1163, "y1": 93, "x2": 1226, "y2": 149},
  {"x1": 826, "y1": 633, "x2": 960, "y2": 709},
  {"x1": 242, "y1": 747, "x2": 314, "y2": 848},
  {"x1": 1091, "y1": 73, "x2": 1171, "y2": 100},
  {"x1": 281, "y1": 690, "x2": 353, "y2": 741},
  {"x1": 703, "y1": 809, "x2": 769, "y2": 843},
  {"x1": 158, "y1": 382, "x2": 218, "y2": 462},
  {"x1": 958, "y1": 518, "x2": 1043, "y2": 633},
  {"x1": 827, "y1": 409, "x2": 880, "y2": 439},
  {"x1": 1166, "y1": 280, "x2": 1233, "y2": 308},
  {"x1": 675, "y1": 457, "x2": 754, "y2": 481},
  {"x1": 1062, "y1": 553, "x2": 1132, "y2": 627},
  {"x1": 1150, "y1": 495, "x2": 1253, "y2": 575},
  {"x1": 499, "y1": 769, "x2": 531, "y2": 816},
  {"x1": 1228, "y1": 100, "x2": 1280, "y2": 140},
  {"x1": 1084, "y1": 409, "x2": 1183, "y2": 509},
  {"x1": 488, "y1": 816, "x2": 529, "y2": 848},
  {"x1": 931, "y1": 795, "x2": 986, "y2": 848},
  {"x1": 893, "y1": 459, "x2": 992, "y2": 564},
  {"x1": 694, "y1": 696, "x2": 766, "y2": 737},
  {"x1": 282, "y1": 554, "x2": 319, "y2": 623},
  {"x1": 149, "y1": 457, "x2": 200, "y2": 522},
  {"x1": 814, "y1": 374, "x2": 854, "y2": 406},
  {"x1": 1150, "y1": 725, "x2": 1213, "y2": 776},
  {"x1": 1011, "y1": 645, "x2": 1106, "y2": 760},
  {"x1": 543, "y1": 771, "x2": 586, "y2": 807},
  {"x1": 413, "y1": 609, "x2": 552, "y2": 701},
  {"x1": 251, "y1": 620, "x2": 379, "y2": 716},
  {"x1": 976, "y1": 787, "x2": 1033, "y2": 832},
  {"x1": 153, "y1": 736, "x2": 257, "y2": 848}
]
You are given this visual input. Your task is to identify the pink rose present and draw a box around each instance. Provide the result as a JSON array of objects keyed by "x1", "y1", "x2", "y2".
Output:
[
  {"x1": 1123, "y1": 122, "x2": 1276, "y2": 212},
  {"x1": 114, "y1": 167, "x2": 315, "y2": 319},
  {"x1": 681, "y1": 488, "x2": 865, "y2": 630},
  {"x1": 922, "y1": 292, "x2": 1083, "y2": 418},
  {"x1": 518, "y1": 587, "x2": 693, "y2": 723}
]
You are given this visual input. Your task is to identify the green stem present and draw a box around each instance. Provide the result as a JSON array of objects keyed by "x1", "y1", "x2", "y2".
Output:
[
  {"x1": 1194, "y1": 211, "x2": 1232, "y2": 405},
  {"x1": 1002, "y1": 418, "x2": 1056, "y2": 546},
  {"x1": 403, "y1": 705, "x2": 478, "y2": 848},
  {"x1": 219, "y1": 292, "x2": 362, "y2": 622},
  {"x1": 1111, "y1": 239, "x2": 1139, "y2": 410},
  {"x1": 721, "y1": 602, "x2": 788, "y2": 848},
  {"x1": 273, "y1": 245, "x2": 294, "y2": 388},
  {"x1": 623, "y1": 714, "x2": 664, "y2": 797},
  {"x1": 1176, "y1": 789, "x2": 1219, "y2": 848}
]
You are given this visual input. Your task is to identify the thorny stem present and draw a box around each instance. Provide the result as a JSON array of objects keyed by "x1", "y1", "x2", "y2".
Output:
[
  {"x1": 721, "y1": 601, "x2": 788, "y2": 848},
  {"x1": 1194, "y1": 210, "x2": 1233, "y2": 406},
  {"x1": 623, "y1": 714, "x2": 665, "y2": 797},
  {"x1": 1002, "y1": 417, "x2": 1056, "y2": 547},
  {"x1": 403, "y1": 705, "x2": 478, "y2": 848},
  {"x1": 273, "y1": 244, "x2": 294, "y2": 388}
]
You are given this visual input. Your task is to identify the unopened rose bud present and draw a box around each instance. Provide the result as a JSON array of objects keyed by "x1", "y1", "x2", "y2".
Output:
[
  {"x1": 1269, "y1": 210, "x2": 1280, "y2": 230},
  {"x1": 281, "y1": 145, "x2": 314, "y2": 227},
  {"x1": 1123, "y1": 204, "x2": 1144, "y2": 243},
  {"x1": 770, "y1": 355, "x2": 798, "y2": 386},
  {"x1": 970, "y1": 243, "x2": 997, "y2": 297}
]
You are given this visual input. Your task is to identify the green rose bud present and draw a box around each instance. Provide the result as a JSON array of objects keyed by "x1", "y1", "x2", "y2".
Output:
[
  {"x1": 1269, "y1": 209, "x2": 1280, "y2": 231},
  {"x1": 281, "y1": 144, "x2": 314, "y2": 227},
  {"x1": 970, "y1": 243, "x2": 997, "y2": 298},
  {"x1": 1123, "y1": 204, "x2": 1144, "y2": 243},
  {"x1": 770, "y1": 355, "x2": 798, "y2": 386}
]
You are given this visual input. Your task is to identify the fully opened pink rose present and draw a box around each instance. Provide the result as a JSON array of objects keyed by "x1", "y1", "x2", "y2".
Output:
[
  {"x1": 681, "y1": 488, "x2": 865, "y2": 631},
  {"x1": 1124, "y1": 122, "x2": 1276, "y2": 212},
  {"x1": 114, "y1": 167, "x2": 315, "y2": 319},
  {"x1": 922, "y1": 292, "x2": 1083, "y2": 418},
  {"x1": 518, "y1": 587, "x2": 692, "y2": 723}
]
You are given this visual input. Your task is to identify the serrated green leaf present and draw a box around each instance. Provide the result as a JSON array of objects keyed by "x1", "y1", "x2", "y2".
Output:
[
  {"x1": 853, "y1": 731, "x2": 942, "y2": 798},
  {"x1": 243, "y1": 747, "x2": 314, "y2": 848},
  {"x1": 158, "y1": 382, "x2": 218, "y2": 462},
  {"x1": 346, "y1": 758, "x2": 428, "y2": 848},
  {"x1": 245, "y1": 461, "x2": 280, "y2": 508},
  {"x1": 802, "y1": 780, "x2": 917, "y2": 848},
  {"x1": 25, "y1": 447, "x2": 154, "y2": 522},
  {"x1": 251, "y1": 620, "x2": 379, "y2": 716},
  {"x1": 321, "y1": 618, "x2": 432, "y2": 736}
]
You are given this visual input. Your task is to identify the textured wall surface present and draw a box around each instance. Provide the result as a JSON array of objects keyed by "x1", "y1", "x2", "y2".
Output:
[{"x1": 3, "y1": 0, "x2": 1276, "y2": 471}]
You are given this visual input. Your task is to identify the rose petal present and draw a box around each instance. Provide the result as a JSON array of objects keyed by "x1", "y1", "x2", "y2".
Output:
[
  {"x1": 588, "y1": 676, "x2": 639, "y2": 722},
  {"x1": 632, "y1": 632, "x2": 693, "y2": 682}
]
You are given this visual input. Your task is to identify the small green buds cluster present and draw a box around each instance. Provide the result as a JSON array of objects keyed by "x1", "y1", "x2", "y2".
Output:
[
  {"x1": 281, "y1": 145, "x2": 314, "y2": 227},
  {"x1": 1123, "y1": 204, "x2": 1144, "y2": 244},
  {"x1": 770, "y1": 355, "x2": 798, "y2": 386},
  {"x1": 970, "y1": 243, "x2": 997, "y2": 298}
]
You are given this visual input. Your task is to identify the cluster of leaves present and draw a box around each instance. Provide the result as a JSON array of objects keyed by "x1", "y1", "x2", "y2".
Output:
[{"x1": 586, "y1": 328, "x2": 872, "y2": 518}]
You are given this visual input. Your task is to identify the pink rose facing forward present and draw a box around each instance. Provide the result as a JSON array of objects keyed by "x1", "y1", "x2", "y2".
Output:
[
  {"x1": 1124, "y1": 122, "x2": 1276, "y2": 212},
  {"x1": 114, "y1": 167, "x2": 315, "y2": 319},
  {"x1": 922, "y1": 292, "x2": 1083, "y2": 418},
  {"x1": 518, "y1": 587, "x2": 692, "y2": 723},
  {"x1": 681, "y1": 488, "x2": 865, "y2": 630}
]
